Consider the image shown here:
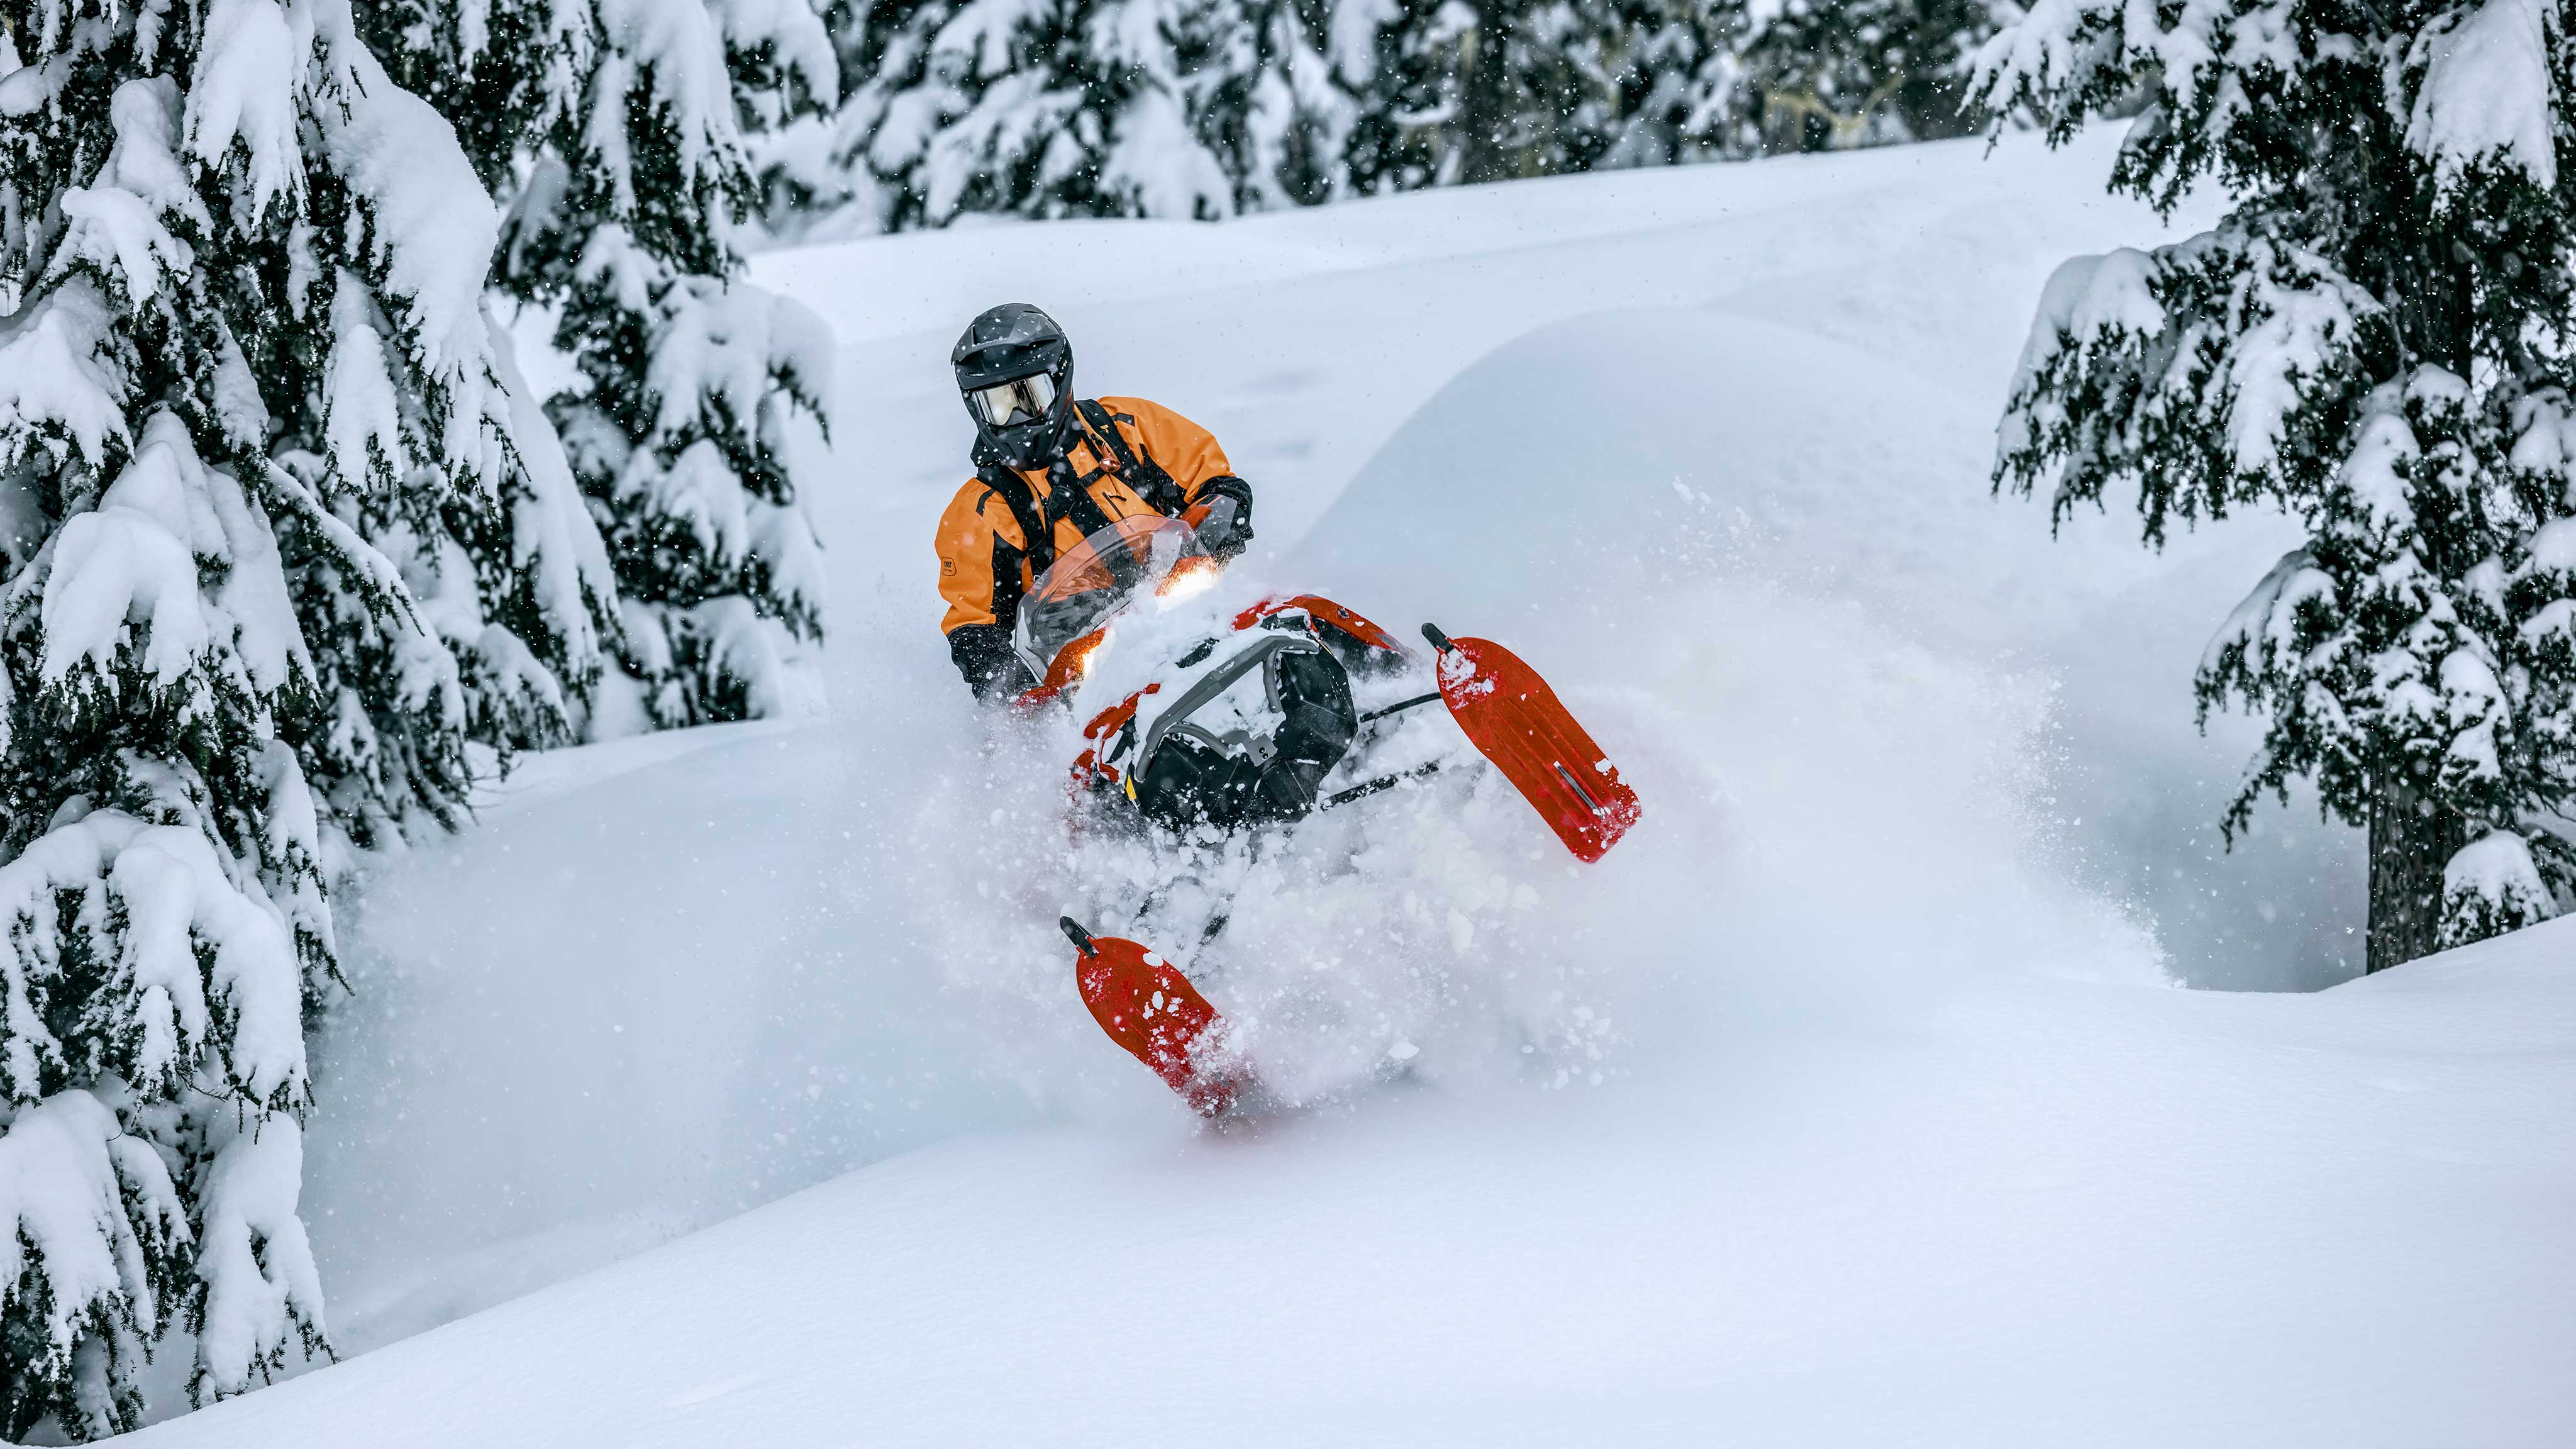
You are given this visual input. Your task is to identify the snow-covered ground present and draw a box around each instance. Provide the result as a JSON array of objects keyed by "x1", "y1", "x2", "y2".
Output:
[
  {"x1": 152, "y1": 926, "x2": 2576, "y2": 1445},
  {"x1": 133, "y1": 131, "x2": 2573, "y2": 1444}
]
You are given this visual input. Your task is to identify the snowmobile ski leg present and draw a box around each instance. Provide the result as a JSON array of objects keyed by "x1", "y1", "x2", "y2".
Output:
[
  {"x1": 1358, "y1": 691, "x2": 1443, "y2": 724},
  {"x1": 1322, "y1": 760, "x2": 1443, "y2": 809}
]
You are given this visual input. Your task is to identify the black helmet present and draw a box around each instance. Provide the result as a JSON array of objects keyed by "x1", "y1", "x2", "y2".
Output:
[{"x1": 953, "y1": 303, "x2": 1076, "y2": 471}]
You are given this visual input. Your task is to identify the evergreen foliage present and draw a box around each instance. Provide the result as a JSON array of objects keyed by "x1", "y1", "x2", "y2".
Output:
[
  {"x1": 365, "y1": 0, "x2": 840, "y2": 730},
  {"x1": 1340, "y1": 0, "x2": 1743, "y2": 188},
  {"x1": 1734, "y1": 0, "x2": 1991, "y2": 153},
  {"x1": 0, "y1": 0, "x2": 604, "y2": 1429},
  {"x1": 806, "y1": 0, "x2": 1995, "y2": 231},
  {"x1": 1977, "y1": 0, "x2": 2576, "y2": 967},
  {"x1": 814, "y1": 0, "x2": 1324, "y2": 225}
]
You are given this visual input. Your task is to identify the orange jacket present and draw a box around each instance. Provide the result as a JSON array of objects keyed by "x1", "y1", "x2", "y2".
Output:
[{"x1": 936, "y1": 396, "x2": 1251, "y2": 695}]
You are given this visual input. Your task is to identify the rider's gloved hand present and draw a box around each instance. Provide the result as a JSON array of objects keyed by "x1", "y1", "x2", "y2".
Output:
[
  {"x1": 950, "y1": 624, "x2": 1038, "y2": 702},
  {"x1": 985, "y1": 657, "x2": 1038, "y2": 703},
  {"x1": 1185, "y1": 478, "x2": 1255, "y2": 562}
]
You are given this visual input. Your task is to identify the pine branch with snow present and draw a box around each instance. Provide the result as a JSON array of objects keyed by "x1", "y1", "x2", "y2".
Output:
[
  {"x1": 370, "y1": 0, "x2": 836, "y2": 731},
  {"x1": 546, "y1": 227, "x2": 833, "y2": 726},
  {"x1": 1979, "y1": 0, "x2": 2576, "y2": 968}
]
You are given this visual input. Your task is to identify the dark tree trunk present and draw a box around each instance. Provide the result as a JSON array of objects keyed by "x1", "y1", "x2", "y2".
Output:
[
  {"x1": 1455, "y1": 12, "x2": 1507, "y2": 186},
  {"x1": 2367, "y1": 767, "x2": 2466, "y2": 972}
]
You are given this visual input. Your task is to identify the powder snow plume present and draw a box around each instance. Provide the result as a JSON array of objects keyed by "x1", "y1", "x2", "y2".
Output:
[{"x1": 904, "y1": 558, "x2": 2164, "y2": 1118}]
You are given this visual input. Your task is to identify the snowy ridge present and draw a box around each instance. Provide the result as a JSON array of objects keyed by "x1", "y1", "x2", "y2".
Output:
[{"x1": 132, "y1": 132, "x2": 2576, "y2": 1443}]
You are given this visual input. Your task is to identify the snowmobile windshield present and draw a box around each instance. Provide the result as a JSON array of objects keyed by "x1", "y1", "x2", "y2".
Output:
[{"x1": 1016, "y1": 516, "x2": 1208, "y2": 678}]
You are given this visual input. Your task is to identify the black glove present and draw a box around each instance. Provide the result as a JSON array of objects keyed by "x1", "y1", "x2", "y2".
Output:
[
  {"x1": 1192, "y1": 476, "x2": 1255, "y2": 561},
  {"x1": 948, "y1": 624, "x2": 1037, "y2": 702}
]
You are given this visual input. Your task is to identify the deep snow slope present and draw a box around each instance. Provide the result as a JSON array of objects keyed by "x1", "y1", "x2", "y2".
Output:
[
  {"x1": 131, "y1": 130, "x2": 2574, "y2": 1444},
  {"x1": 148, "y1": 924, "x2": 2576, "y2": 1446}
]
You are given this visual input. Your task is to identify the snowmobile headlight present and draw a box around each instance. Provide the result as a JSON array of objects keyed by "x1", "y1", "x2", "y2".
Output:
[{"x1": 1156, "y1": 555, "x2": 1221, "y2": 602}]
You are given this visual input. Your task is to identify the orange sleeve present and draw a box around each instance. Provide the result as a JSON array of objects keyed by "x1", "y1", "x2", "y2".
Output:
[
  {"x1": 1104, "y1": 396, "x2": 1235, "y2": 505},
  {"x1": 935, "y1": 478, "x2": 1026, "y2": 635}
]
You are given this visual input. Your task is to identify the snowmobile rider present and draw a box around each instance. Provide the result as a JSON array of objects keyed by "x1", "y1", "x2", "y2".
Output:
[{"x1": 936, "y1": 303, "x2": 1257, "y2": 701}]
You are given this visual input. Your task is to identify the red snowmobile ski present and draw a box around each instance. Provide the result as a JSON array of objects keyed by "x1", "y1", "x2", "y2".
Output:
[
  {"x1": 1061, "y1": 917, "x2": 1243, "y2": 1117},
  {"x1": 1421, "y1": 625, "x2": 1641, "y2": 863}
]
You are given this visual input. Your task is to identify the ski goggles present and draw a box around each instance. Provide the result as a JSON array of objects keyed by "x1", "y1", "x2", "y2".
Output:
[{"x1": 967, "y1": 370, "x2": 1058, "y2": 428}]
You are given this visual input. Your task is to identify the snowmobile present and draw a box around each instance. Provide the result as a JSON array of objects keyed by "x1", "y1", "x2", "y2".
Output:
[{"x1": 1016, "y1": 513, "x2": 1641, "y2": 1117}]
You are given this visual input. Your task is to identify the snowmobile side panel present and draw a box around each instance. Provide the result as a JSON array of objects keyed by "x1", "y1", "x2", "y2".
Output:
[
  {"x1": 1063, "y1": 918, "x2": 1240, "y2": 1116},
  {"x1": 1425, "y1": 630, "x2": 1641, "y2": 862},
  {"x1": 1235, "y1": 595, "x2": 1409, "y2": 658},
  {"x1": 1082, "y1": 684, "x2": 1158, "y2": 743}
]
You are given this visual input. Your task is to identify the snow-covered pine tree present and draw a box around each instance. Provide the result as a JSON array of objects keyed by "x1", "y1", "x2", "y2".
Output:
[
  {"x1": 0, "y1": 0, "x2": 598, "y2": 1431},
  {"x1": 811, "y1": 0, "x2": 1772, "y2": 227},
  {"x1": 1597, "y1": 0, "x2": 1755, "y2": 167},
  {"x1": 1340, "y1": 0, "x2": 1633, "y2": 188},
  {"x1": 1250, "y1": 0, "x2": 1750, "y2": 194},
  {"x1": 530, "y1": 0, "x2": 837, "y2": 728},
  {"x1": 736, "y1": 0, "x2": 872, "y2": 224},
  {"x1": 365, "y1": 0, "x2": 839, "y2": 730},
  {"x1": 1976, "y1": 0, "x2": 2576, "y2": 969},
  {"x1": 1216, "y1": 0, "x2": 1372, "y2": 207},
  {"x1": 1732, "y1": 0, "x2": 1992, "y2": 153},
  {"x1": 795, "y1": 0, "x2": 957, "y2": 230},
  {"x1": 826, "y1": 0, "x2": 1355, "y2": 224}
]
